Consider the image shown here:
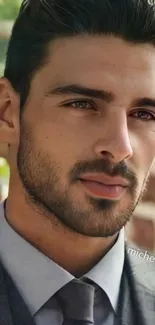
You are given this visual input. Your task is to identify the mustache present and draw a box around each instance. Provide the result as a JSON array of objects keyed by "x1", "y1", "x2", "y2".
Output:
[{"x1": 70, "y1": 159, "x2": 138, "y2": 187}]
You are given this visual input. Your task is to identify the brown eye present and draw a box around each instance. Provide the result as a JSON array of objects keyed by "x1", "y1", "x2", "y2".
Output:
[
  {"x1": 64, "y1": 100, "x2": 96, "y2": 110},
  {"x1": 132, "y1": 110, "x2": 155, "y2": 121}
]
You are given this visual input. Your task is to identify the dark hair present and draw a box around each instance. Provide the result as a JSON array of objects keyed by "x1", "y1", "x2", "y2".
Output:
[{"x1": 3, "y1": 0, "x2": 155, "y2": 109}]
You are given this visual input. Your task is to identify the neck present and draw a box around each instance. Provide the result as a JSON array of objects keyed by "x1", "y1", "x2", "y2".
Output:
[{"x1": 5, "y1": 178, "x2": 118, "y2": 276}]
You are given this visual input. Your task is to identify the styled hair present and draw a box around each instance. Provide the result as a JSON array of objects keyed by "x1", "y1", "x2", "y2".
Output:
[{"x1": 3, "y1": 0, "x2": 155, "y2": 109}]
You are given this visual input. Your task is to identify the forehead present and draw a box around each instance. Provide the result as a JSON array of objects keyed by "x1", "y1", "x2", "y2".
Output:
[{"x1": 37, "y1": 35, "x2": 155, "y2": 96}]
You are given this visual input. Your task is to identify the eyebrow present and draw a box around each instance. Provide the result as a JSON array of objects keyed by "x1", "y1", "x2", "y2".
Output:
[
  {"x1": 132, "y1": 97, "x2": 155, "y2": 109},
  {"x1": 46, "y1": 84, "x2": 155, "y2": 109},
  {"x1": 46, "y1": 84, "x2": 115, "y2": 102}
]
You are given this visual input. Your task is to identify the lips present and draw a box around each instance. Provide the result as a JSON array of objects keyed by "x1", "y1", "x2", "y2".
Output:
[{"x1": 79, "y1": 173, "x2": 129, "y2": 187}]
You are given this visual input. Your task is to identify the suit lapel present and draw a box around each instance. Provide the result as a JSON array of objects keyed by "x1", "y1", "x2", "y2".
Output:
[
  {"x1": 116, "y1": 244, "x2": 155, "y2": 325},
  {"x1": 0, "y1": 260, "x2": 13, "y2": 325},
  {"x1": 0, "y1": 261, "x2": 36, "y2": 325},
  {"x1": 1, "y1": 240, "x2": 155, "y2": 325}
]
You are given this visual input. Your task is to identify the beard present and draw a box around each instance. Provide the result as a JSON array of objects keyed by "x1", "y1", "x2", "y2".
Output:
[{"x1": 17, "y1": 118, "x2": 148, "y2": 238}]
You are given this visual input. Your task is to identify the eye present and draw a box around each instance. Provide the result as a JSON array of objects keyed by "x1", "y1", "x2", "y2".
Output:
[
  {"x1": 131, "y1": 110, "x2": 155, "y2": 121},
  {"x1": 63, "y1": 100, "x2": 96, "y2": 110}
]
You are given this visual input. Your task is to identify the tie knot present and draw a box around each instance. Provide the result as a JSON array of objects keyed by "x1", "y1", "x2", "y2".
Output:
[{"x1": 57, "y1": 279, "x2": 95, "y2": 323}]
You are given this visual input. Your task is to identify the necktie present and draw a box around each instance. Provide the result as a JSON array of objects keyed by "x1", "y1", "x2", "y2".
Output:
[{"x1": 56, "y1": 279, "x2": 95, "y2": 325}]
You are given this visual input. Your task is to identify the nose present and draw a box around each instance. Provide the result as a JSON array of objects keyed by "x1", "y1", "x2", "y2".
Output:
[{"x1": 93, "y1": 115, "x2": 133, "y2": 163}]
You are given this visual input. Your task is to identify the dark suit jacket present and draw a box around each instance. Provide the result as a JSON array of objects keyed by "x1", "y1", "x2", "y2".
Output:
[{"x1": 0, "y1": 242, "x2": 155, "y2": 325}]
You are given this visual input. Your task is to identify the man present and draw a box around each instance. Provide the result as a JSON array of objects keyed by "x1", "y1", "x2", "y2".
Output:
[{"x1": 0, "y1": 0, "x2": 154, "y2": 324}]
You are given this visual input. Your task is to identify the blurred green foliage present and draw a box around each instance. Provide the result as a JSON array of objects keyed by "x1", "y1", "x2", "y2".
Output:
[
  {"x1": 0, "y1": 38, "x2": 8, "y2": 76},
  {"x1": 0, "y1": 0, "x2": 22, "y2": 20},
  {"x1": 0, "y1": 39, "x2": 8, "y2": 61},
  {"x1": 0, "y1": 0, "x2": 22, "y2": 75},
  {"x1": 0, "y1": 158, "x2": 10, "y2": 178}
]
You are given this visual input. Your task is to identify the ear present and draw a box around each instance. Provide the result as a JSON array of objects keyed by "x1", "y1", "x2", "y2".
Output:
[{"x1": 0, "y1": 77, "x2": 20, "y2": 145}]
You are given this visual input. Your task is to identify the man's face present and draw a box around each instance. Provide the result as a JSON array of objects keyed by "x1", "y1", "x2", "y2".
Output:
[{"x1": 16, "y1": 36, "x2": 155, "y2": 237}]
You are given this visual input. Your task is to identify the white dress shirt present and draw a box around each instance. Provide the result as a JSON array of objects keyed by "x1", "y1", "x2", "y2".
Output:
[{"x1": 0, "y1": 200, "x2": 125, "y2": 325}]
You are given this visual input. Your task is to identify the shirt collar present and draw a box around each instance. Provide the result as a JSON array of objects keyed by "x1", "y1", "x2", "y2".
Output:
[
  {"x1": 84, "y1": 227, "x2": 125, "y2": 311},
  {"x1": 0, "y1": 200, "x2": 124, "y2": 315}
]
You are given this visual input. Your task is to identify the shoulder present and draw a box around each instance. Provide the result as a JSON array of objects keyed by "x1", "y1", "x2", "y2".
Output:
[
  {"x1": 0, "y1": 200, "x2": 5, "y2": 220},
  {"x1": 125, "y1": 241, "x2": 155, "y2": 293}
]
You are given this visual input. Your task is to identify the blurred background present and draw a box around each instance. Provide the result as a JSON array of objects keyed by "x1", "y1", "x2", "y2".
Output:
[{"x1": 0, "y1": 0, "x2": 155, "y2": 252}]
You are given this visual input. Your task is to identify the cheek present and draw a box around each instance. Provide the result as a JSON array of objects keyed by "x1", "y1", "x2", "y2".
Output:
[
  {"x1": 130, "y1": 126, "x2": 155, "y2": 164},
  {"x1": 36, "y1": 110, "x2": 90, "y2": 152},
  {"x1": 34, "y1": 121, "x2": 82, "y2": 173},
  {"x1": 132, "y1": 133, "x2": 155, "y2": 189},
  {"x1": 139, "y1": 133, "x2": 155, "y2": 165}
]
